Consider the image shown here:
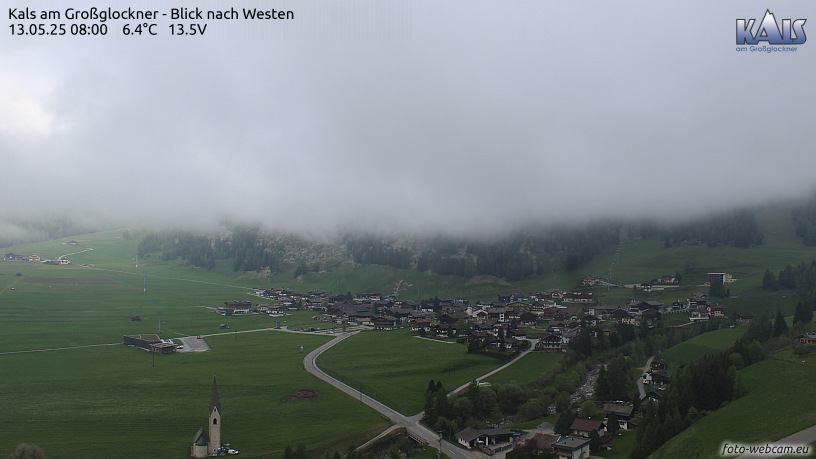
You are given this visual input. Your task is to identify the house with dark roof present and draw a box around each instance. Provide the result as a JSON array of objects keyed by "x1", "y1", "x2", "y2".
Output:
[
  {"x1": 570, "y1": 418, "x2": 605, "y2": 437},
  {"x1": 536, "y1": 333, "x2": 563, "y2": 352},
  {"x1": 733, "y1": 312, "x2": 755, "y2": 323},
  {"x1": 603, "y1": 403, "x2": 635, "y2": 430},
  {"x1": 552, "y1": 436, "x2": 591, "y2": 459},
  {"x1": 456, "y1": 427, "x2": 484, "y2": 449}
]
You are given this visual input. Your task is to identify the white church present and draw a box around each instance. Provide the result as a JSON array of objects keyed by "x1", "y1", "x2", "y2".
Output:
[{"x1": 191, "y1": 377, "x2": 222, "y2": 458}]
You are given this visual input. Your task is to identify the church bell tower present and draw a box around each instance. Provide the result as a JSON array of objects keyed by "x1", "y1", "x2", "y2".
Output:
[{"x1": 208, "y1": 376, "x2": 221, "y2": 456}]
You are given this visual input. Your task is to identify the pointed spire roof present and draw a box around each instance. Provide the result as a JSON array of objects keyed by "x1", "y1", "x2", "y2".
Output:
[{"x1": 210, "y1": 376, "x2": 221, "y2": 415}]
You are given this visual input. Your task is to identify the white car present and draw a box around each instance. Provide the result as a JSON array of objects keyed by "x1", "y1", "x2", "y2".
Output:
[{"x1": 227, "y1": 449, "x2": 239, "y2": 455}]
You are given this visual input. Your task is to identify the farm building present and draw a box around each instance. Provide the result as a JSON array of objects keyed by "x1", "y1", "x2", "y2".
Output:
[{"x1": 123, "y1": 334, "x2": 177, "y2": 355}]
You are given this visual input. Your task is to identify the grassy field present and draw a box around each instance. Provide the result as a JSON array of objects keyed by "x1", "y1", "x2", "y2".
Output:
[
  {"x1": 652, "y1": 352, "x2": 816, "y2": 458},
  {"x1": 317, "y1": 329, "x2": 510, "y2": 415},
  {"x1": 0, "y1": 331, "x2": 389, "y2": 459},
  {"x1": 660, "y1": 326, "x2": 747, "y2": 371},
  {"x1": 482, "y1": 351, "x2": 564, "y2": 386}
]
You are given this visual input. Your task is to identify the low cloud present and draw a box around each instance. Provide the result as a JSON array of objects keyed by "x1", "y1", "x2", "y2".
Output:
[{"x1": 2, "y1": 1, "x2": 815, "y2": 237}]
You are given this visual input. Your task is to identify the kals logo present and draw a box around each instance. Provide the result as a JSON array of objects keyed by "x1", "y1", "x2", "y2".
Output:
[{"x1": 737, "y1": 10, "x2": 806, "y2": 45}]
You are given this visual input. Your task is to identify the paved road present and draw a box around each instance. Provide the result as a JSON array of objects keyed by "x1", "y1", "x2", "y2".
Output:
[
  {"x1": 304, "y1": 332, "x2": 485, "y2": 459},
  {"x1": 304, "y1": 334, "x2": 535, "y2": 459}
]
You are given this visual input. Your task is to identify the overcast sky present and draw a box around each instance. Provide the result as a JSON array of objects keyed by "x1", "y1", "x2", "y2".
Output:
[{"x1": 2, "y1": 0, "x2": 815, "y2": 237}]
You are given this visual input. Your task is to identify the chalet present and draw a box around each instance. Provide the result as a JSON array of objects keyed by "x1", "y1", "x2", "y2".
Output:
[
  {"x1": 733, "y1": 312, "x2": 755, "y2": 323},
  {"x1": 656, "y1": 274, "x2": 679, "y2": 285},
  {"x1": 709, "y1": 305, "x2": 726, "y2": 317},
  {"x1": 372, "y1": 316, "x2": 399, "y2": 330},
  {"x1": 641, "y1": 309, "x2": 660, "y2": 322},
  {"x1": 551, "y1": 436, "x2": 591, "y2": 459},
  {"x1": 411, "y1": 318, "x2": 432, "y2": 332},
  {"x1": 563, "y1": 292, "x2": 595, "y2": 303},
  {"x1": 374, "y1": 299, "x2": 394, "y2": 311},
  {"x1": 546, "y1": 289, "x2": 565, "y2": 300},
  {"x1": 438, "y1": 297, "x2": 457, "y2": 308},
  {"x1": 631, "y1": 301, "x2": 664, "y2": 314},
  {"x1": 540, "y1": 307, "x2": 560, "y2": 321},
  {"x1": 431, "y1": 323, "x2": 459, "y2": 338},
  {"x1": 689, "y1": 308, "x2": 710, "y2": 322},
  {"x1": 688, "y1": 293, "x2": 710, "y2": 309},
  {"x1": 388, "y1": 307, "x2": 414, "y2": 322},
  {"x1": 486, "y1": 307, "x2": 509, "y2": 323},
  {"x1": 603, "y1": 403, "x2": 635, "y2": 430},
  {"x1": 536, "y1": 333, "x2": 563, "y2": 352},
  {"x1": 611, "y1": 309, "x2": 633, "y2": 323},
  {"x1": 581, "y1": 314, "x2": 599, "y2": 327},
  {"x1": 643, "y1": 388, "x2": 666, "y2": 404},
  {"x1": 591, "y1": 305, "x2": 621, "y2": 320},
  {"x1": 456, "y1": 427, "x2": 484, "y2": 449},
  {"x1": 518, "y1": 311, "x2": 538, "y2": 326},
  {"x1": 570, "y1": 418, "x2": 605, "y2": 437},
  {"x1": 219, "y1": 301, "x2": 252, "y2": 315},
  {"x1": 642, "y1": 370, "x2": 671, "y2": 388},
  {"x1": 439, "y1": 312, "x2": 468, "y2": 326},
  {"x1": 798, "y1": 334, "x2": 816, "y2": 345},
  {"x1": 344, "y1": 310, "x2": 374, "y2": 325},
  {"x1": 489, "y1": 336, "x2": 520, "y2": 352},
  {"x1": 651, "y1": 359, "x2": 668, "y2": 371},
  {"x1": 530, "y1": 300, "x2": 556, "y2": 312},
  {"x1": 306, "y1": 299, "x2": 325, "y2": 310},
  {"x1": 582, "y1": 274, "x2": 604, "y2": 286}
]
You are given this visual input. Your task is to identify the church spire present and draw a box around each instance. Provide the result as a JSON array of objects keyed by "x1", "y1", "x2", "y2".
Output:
[{"x1": 210, "y1": 376, "x2": 221, "y2": 415}]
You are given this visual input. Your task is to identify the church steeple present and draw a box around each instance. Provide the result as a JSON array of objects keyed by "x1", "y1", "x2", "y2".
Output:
[
  {"x1": 208, "y1": 376, "x2": 222, "y2": 455},
  {"x1": 210, "y1": 376, "x2": 221, "y2": 415}
]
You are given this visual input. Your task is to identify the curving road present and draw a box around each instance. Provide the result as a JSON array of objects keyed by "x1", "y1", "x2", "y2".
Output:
[{"x1": 304, "y1": 332, "x2": 534, "y2": 459}]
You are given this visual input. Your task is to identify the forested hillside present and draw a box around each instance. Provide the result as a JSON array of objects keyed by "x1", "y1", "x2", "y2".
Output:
[{"x1": 132, "y1": 205, "x2": 772, "y2": 283}]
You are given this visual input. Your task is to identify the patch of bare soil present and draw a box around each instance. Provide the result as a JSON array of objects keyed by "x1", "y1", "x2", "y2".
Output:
[{"x1": 285, "y1": 389, "x2": 319, "y2": 402}]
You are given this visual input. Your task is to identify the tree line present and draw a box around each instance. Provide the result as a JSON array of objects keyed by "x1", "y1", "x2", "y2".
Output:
[{"x1": 658, "y1": 209, "x2": 764, "y2": 248}]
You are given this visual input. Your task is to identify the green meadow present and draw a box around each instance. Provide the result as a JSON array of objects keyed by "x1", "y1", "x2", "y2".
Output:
[
  {"x1": 481, "y1": 351, "x2": 564, "y2": 386},
  {"x1": 653, "y1": 352, "x2": 816, "y2": 458},
  {"x1": 660, "y1": 326, "x2": 747, "y2": 370},
  {"x1": 317, "y1": 329, "x2": 506, "y2": 415},
  {"x1": 0, "y1": 331, "x2": 389, "y2": 459}
]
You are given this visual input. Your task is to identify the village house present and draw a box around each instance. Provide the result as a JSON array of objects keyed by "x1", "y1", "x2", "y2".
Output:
[
  {"x1": 603, "y1": 403, "x2": 635, "y2": 430},
  {"x1": 642, "y1": 370, "x2": 671, "y2": 388},
  {"x1": 570, "y1": 418, "x2": 605, "y2": 437},
  {"x1": 798, "y1": 334, "x2": 816, "y2": 345},
  {"x1": 455, "y1": 427, "x2": 514, "y2": 450},
  {"x1": 582, "y1": 274, "x2": 604, "y2": 286},
  {"x1": 733, "y1": 311, "x2": 755, "y2": 323},
  {"x1": 551, "y1": 436, "x2": 591, "y2": 459}
]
